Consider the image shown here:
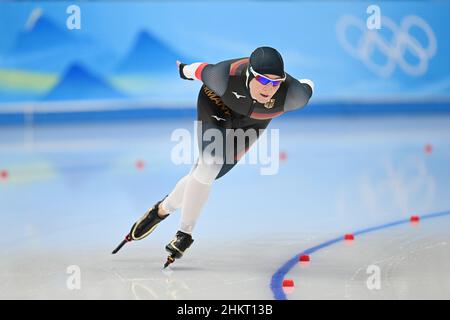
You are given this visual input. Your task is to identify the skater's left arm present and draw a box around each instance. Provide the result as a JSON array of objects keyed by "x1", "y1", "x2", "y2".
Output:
[{"x1": 283, "y1": 75, "x2": 315, "y2": 111}]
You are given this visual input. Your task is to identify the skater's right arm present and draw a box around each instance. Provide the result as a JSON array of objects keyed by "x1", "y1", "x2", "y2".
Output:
[{"x1": 176, "y1": 59, "x2": 236, "y2": 97}]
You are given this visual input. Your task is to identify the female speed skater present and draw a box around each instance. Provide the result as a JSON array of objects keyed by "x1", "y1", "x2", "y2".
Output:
[{"x1": 112, "y1": 46, "x2": 314, "y2": 268}]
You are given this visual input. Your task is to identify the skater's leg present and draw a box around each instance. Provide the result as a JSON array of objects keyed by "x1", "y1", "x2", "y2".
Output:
[
  {"x1": 160, "y1": 102, "x2": 227, "y2": 218},
  {"x1": 159, "y1": 174, "x2": 190, "y2": 215},
  {"x1": 179, "y1": 156, "x2": 223, "y2": 234},
  {"x1": 159, "y1": 157, "x2": 201, "y2": 216},
  {"x1": 161, "y1": 158, "x2": 221, "y2": 266}
]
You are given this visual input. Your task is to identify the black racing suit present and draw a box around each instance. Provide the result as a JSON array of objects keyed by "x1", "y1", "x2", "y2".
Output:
[{"x1": 181, "y1": 57, "x2": 313, "y2": 179}]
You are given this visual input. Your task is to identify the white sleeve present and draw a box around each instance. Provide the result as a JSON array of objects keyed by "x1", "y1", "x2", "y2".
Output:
[
  {"x1": 182, "y1": 62, "x2": 206, "y2": 80},
  {"x1": 299, "y1": 79, "x2": 315, "y2": 94}
]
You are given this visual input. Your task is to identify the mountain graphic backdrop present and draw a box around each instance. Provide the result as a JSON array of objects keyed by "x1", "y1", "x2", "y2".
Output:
[
  {"x1": 1, "y1": 2, "x2": 448, "y2": 107},
  {"x1": 0, "y1": 8, "x2": 203, "y2": 103},
  {"x1": 11, "y1": 15, "x2": 75, "y2": 54},
  {"x1": 1, "y1": 14, "x2": 117, "y2": 74},
  {"x1": 115, "y1": 30, "x2": 189, "y2": 75},
  {"x1": 44, "y1": 63, "x2": 125, "y2": 101}
]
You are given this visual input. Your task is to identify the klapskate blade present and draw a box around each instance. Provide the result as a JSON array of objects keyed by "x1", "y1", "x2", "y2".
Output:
[{"x1": 112, "y1": 239, "x2": 128, "y2": 254}]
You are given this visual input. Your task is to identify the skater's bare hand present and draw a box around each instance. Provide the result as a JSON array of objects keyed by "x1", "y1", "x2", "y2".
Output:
[{"x1": 176, "y1": 60, "x2": 181, "y2": 68}]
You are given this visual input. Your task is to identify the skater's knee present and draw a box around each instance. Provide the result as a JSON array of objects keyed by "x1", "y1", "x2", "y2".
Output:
[{"x1": 191, "y1": 157, "x2": 223, "y2": 185}]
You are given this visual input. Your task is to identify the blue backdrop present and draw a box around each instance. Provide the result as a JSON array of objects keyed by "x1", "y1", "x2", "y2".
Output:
[{"x1": 0, "y1": 1, "x2": 449, "y2": 121}]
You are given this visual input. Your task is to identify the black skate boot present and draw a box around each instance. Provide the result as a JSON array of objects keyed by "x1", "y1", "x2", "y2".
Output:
[
  {"x1": 163, "y1": 231, "x2": 194, "y2": 268},
  {"x1": 112, "y1": 195, "x2": 168, "y2": 254}
]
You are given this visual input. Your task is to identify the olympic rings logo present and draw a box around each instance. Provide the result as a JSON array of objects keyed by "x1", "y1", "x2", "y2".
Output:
[{"x1": 336, "y1": 15, "x2": 437, "y2": 77}]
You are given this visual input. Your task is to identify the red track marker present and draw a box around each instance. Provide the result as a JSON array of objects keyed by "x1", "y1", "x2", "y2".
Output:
[
  {"x1": 344, "y1": 234, "x2": 354, "y2": 241},
  {"x1": 410, "y1": 215, "x2": 420, "y2": 223},
  {"x1": 135, "y1": 160, "x2": 145, "y2": 170},
  {"x1": 279, "y1": 151, "x2": 288, "y2": 162},
  {"x1": 0, "y1": 170, "x2": 8, "y2": 180},
  {"x1": 282, "y1": 279, "x2": 294, "y2": 287},
  {"x1": 299, "y1": 254, "x2": 310, "y2": 262}
]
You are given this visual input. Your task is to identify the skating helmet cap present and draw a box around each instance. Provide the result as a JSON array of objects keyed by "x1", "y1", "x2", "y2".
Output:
[{"x1": 249, "y1": 46, "x2": 285, "y2": 78}]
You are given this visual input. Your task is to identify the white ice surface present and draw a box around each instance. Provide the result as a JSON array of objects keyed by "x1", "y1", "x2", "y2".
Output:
[{"x1": 1, "y1": 115, "x2": 450, "y2": 299}]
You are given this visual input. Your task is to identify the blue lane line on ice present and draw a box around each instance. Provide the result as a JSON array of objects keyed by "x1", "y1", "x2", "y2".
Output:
[{"x1": 270, "y1": 210, "x2": 450, "y2": 300}]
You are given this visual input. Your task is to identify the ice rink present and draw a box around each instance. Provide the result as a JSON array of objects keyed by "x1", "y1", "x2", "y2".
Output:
[{"x1": 1, "y1": 115, "x2": 450, "y2": 299}]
